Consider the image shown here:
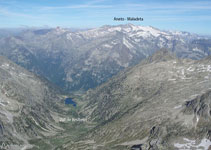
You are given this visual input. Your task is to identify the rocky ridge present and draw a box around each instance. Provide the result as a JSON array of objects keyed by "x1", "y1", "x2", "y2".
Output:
[{"x1": 63, "y1": 49, "x2": 211, "y2": 150}]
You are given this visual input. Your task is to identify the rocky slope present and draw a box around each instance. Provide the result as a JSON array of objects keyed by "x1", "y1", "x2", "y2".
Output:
[
  {"x1": 63, "y1": 49, "x2": 211, "y2": 150},
  {"x1": 0, "y1": 56, "x2": 67, "y2": 149},
  {"x1": 0, "y1": 24, "x2": 210, "y2": 91}
]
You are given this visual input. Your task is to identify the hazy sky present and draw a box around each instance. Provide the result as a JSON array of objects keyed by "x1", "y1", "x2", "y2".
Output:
[{"x1": 0, "y1": 0, "x2": 211, "y2": 35}]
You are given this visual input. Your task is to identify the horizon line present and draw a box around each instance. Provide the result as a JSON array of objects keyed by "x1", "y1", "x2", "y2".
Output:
[{"x1": 0, "y1": 23, "x2": 210, "y2": 36}]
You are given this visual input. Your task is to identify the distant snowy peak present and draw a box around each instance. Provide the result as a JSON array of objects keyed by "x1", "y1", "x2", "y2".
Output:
[
  {"x1": 102, "y1": 24, "x2": 167, "y2": 37},
  {"x1": 52, "y1": 26, "x2": 68, "y2": 35},
  {"x1": 28, "y1": 24, "x2": 200, "y2": 41},
  {"x1": 77, "y1": 24, "x2": 198, "y2": 39}
]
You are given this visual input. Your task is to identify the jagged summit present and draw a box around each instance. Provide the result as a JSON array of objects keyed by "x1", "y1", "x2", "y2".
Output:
[{"x1": 144, "y1": 48, "x2": 177, "y2": 63}]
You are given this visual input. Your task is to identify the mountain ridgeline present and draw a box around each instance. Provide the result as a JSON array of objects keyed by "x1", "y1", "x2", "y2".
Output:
[
  {"x1": 0, "y1": 24, "x2": 210, "y2": 92},
  {"x1": 61, "y1": 49, "x2": 211, "y2": 150},
  {"x1": 0, "y1": 56, "x2": 69, "y2": 149}
]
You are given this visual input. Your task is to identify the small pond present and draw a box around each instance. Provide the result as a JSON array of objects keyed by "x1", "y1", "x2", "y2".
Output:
[{"x1": 65, "y1": 98, "x2": 77, "y2": 107}]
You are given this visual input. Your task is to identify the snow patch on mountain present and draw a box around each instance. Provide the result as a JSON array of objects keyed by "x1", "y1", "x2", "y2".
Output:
[
  {"x1": 174, "y1": 105, "x2": 182, "y2": 109},
  {"x1": 123, "y1": 37, "x2": 133, "y2": 49},
  {"x1": 66, "y1": 33, "x2": 73, "y2": 41},
  {"x1": 174, "y1": 138, "x2": 211, "y2": 150},
  {"x1": 103, "y1": 44, "x2": 113, "y2": 48},
  {"x1": 108, "y1": 27, "x2": 122, "y2": 32},
  {"x1": 193, "y1": 47, "x2": 203, "y2": 53},
  {"x1": 1, "y1": 63, "x2": 10, "y2": 69}
]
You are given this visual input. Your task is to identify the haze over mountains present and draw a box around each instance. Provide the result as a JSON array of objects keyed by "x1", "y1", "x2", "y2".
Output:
[{"x1": 0, "y1": 24, "x2": 210, "y2": 92}]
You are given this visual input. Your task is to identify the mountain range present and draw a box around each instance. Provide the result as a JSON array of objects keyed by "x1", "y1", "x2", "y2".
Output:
[
  {"x1": 0, "y1": 24, "x2": 210, "y2": 92},
  {"x1": 0, "y1": 24, "x2": 210, "y2": 150}
]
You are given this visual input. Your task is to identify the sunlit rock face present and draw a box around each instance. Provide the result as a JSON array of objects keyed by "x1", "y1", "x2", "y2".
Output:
[
  {"x1": 66, "y1": 50, "x2": 211, "y2": 150},
  {"x1": 0, "y1": 56, "x2": 65, "y2": 149}
]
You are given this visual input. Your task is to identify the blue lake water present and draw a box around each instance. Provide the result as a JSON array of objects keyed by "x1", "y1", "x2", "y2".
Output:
[{"x1": 65, "y1": 98, "x2": 77, "y2": 107}]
